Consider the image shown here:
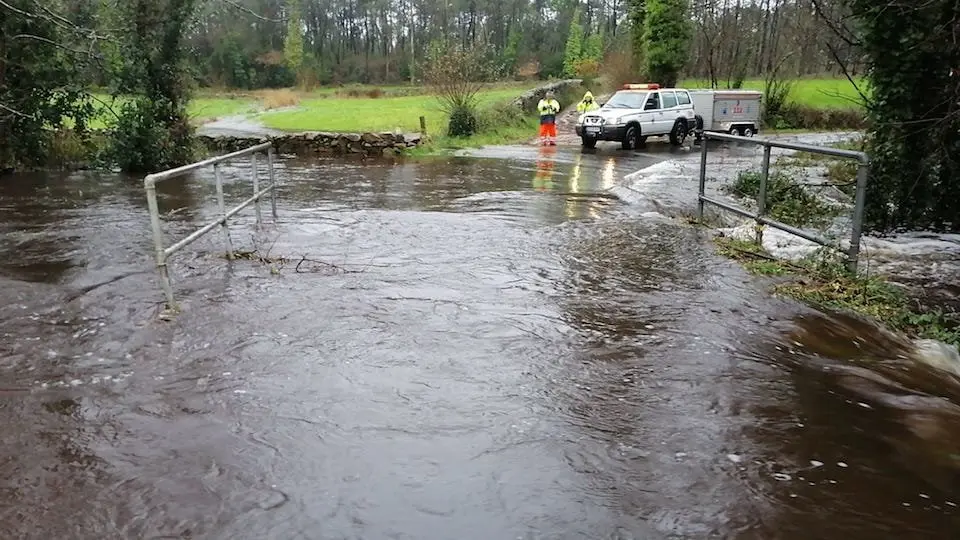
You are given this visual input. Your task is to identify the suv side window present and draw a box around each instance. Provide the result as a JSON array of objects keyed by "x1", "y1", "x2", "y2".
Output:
[
  {"x1": 661, "y1": 91, "x2": 678, "y2": 108},
  {"x1": 644, "y1": 93, "x2": 660, "y2": 110},
  {"x1": 677, "y1": 91, "x2": 691, "y2": 106}
]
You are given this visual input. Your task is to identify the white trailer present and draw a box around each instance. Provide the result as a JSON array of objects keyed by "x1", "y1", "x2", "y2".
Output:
[{"x1": 689, "y1": 90, "x2": 763, "y2": 141}]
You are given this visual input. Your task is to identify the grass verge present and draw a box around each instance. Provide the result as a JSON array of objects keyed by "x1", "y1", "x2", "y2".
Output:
[
  {"x1": 680, "y1": 77, "x2": 866, "y2": 109},
  {"x1": 715, "y1": 236, "x2": 960, "y2": 347}
]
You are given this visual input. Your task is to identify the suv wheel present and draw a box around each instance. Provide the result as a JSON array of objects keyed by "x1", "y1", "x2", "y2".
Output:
[
  {"x1": 581, "y1": 137, "x2": 597, "y2": 149},
  {"x1": 669, "y1": 120, "x2": 688, "y2": 146},
  {"x1": 621, "y1": 125, "x2": 641, "y2": 150}
]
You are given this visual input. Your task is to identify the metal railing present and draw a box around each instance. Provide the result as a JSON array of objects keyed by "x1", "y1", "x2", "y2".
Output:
[
  {"x1": 697, "y1": 132, "x2": 870, "y2": 272},
  {"x1": 144, "y1": 142, "x2": 278, "y2": 309}
]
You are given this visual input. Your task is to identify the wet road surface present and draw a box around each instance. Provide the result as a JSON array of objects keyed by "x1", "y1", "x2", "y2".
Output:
[{"x1": 1, "y1": 142, "x2": 959, "y2": 539}]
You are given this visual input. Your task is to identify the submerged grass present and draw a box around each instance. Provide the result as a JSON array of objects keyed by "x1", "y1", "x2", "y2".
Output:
[
  {"x1": 727, "y1": 168, "x2": 843, "y2": 228},
  {"x1": 715, "y1": 236, "x2": 960, "y2": 347}
]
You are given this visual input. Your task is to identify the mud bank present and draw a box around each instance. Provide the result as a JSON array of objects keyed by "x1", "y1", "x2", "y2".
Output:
[{"x1": 197, "y1": 131, "x2": 424, "y2": 157}]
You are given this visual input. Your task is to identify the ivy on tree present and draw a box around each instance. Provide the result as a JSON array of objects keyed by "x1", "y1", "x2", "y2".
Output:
[{"x1": 841, "y1": 0, "x2": 960, "y2": 232}]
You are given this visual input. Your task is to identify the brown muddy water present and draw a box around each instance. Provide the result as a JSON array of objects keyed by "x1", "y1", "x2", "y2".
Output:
[{"x1": 1, "y1": 143, "x2": 959, "y2": 539}]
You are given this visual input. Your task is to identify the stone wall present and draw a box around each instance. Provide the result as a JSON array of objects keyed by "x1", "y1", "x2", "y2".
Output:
[
  {"x1": 511, "y1": 79, "x2": 585, "y2": 114},
  {"x1": 197, "y1": 131, "x2": 423, "y2": 157}
]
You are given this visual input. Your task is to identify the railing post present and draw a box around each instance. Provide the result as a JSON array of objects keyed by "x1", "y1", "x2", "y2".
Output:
[
  {"x1": 847, "y1": 157, "x2": 870, "y2": 273},
  {"x1": 213, "y1": 163, "x2": 234, "y2": 259},
  {"x1": 697, "y1": 133, "x2": 709, "y2": 221},
  {"x1": 267, "y1": 147, "x2": 278, "y2": 220},
  {"x1": 144, "y1": 177, "x2": 176, "y2": 309},
  {"x1": 251, "y1": 152, "x2": 262, "y2": 226},
  {"x1": 756, "y1": 145, "x2": 772, "y2": 244}
]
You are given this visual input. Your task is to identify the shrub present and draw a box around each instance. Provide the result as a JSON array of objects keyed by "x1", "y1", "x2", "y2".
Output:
[
  {"x1": 48, "y1": 129, "x2": 93, "y2": 170},
  {"x1": 477, "y1": 101, "x2": 528, "y2": 132},
  {"x1": 767, "y1": 104, "x2": 867, "y2": 131},
  {"x1": 104, "y1": 97, "x2": 195, "y2": 173},
  {"x1": 574, "y1": 58, "x2": 601, "y2": 88},
  {"x1": 422, "y1": 43, "x2": 501, "y2": 139},
  {"x1": 255, "y1": 89, "x2": 300, "y2": 109},
  {"x1": 448, "y1": 103, "x2": 479, "y2": 137},
  {"x1": 731, "y1": 169, "x2": 841, "y2": 228}
]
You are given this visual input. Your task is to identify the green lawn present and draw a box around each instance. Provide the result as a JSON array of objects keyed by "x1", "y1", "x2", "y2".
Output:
[
  {"x1": 680, "y1": 77, "x2": 867, "y2": 109},
  {"x1": 187, "y1": 97, "x2": 258, "y2": 120},
  {"x1": 84, "y1": 94, "x2": 258, "y2": 129},
  {"x1": 258, "y1": 86, "x2": 535, "y2": 133}
]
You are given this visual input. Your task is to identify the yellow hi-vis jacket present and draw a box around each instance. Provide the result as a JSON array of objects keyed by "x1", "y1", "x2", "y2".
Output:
[
  {"x1": 577, "y1": 92, "x2": 600, "y2": 113},
  {"x1": 537, "y1": 98, "x2": 560, "y2": 125},
  {"x1": 537, "y1": 98, "x2": 561, "y2": 116}
]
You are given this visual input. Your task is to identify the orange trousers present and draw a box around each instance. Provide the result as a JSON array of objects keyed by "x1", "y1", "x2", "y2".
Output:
[{"x1": 538, "y1": 123, "x2": 557, "y2": 138}]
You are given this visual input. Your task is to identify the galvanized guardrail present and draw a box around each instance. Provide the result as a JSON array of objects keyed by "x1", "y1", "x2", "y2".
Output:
[
  {"x1": 697, "y1": 131, "x2": 870, "y2": 272},
  {"x1": 144, "y1": 142, "x2": 278, "y2": 309}
]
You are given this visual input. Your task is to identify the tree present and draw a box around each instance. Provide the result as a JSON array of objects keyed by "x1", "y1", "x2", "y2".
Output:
[
  {"x1": 628, "y1": 0, "x2": 646, "y2": 74},
  {"x1": 562, "y1": 9, "x2": 584, "y2": 77},
  {"x1": 583, "y1": 31, "x2": 604, "y2": 63},
  {"x1": 422, "y1": 42, "x2": 501, "y2": 137},
  {"x1": 834, "y1": 0, "x2": 960, "y2": 231},
  {"x1": 283, "y1": 0, "x2": 305, "y2": 83},
  {"x1": 0, "y1": 0, "x2": 97, "y2": 170},
  {"x1": 503, "y1": 25, "x2": 522, "y2": 75},
  {"x1": 642, "y1": 0, "x2": 692, "y2": 87},
  {"x1": 107, "y1": 0, "x2": 199, "y2": 173}
]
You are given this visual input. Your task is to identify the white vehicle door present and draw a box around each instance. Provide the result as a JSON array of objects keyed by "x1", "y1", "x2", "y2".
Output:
[
  {"x1": 641, "y1": 92, "x2": 661, "y2": 134},
  {"x1": 659, "y1": 91, "x2": 679, "y2": 132}
]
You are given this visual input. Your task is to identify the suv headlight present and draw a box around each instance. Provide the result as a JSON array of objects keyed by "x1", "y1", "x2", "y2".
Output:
[{"x1": 577, "y1": 114, "x2": 585, "y2": 124}]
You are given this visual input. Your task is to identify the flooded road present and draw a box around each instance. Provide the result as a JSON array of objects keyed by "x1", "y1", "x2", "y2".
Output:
[{"x1": 1, "y1": 143, "x2": 959, "y2": 539}]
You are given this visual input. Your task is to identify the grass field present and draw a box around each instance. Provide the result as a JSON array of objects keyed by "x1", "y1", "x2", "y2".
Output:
[
  {"x1": 86, "y1": 94, "x2": 258, "y2": 129},
  {"x1": 680, "y1": 77, "x2": 867, "y2": 109},
  {"x1": 257, "y1": 86, "x2": 535, "y2": 133},
  {"x1": 82, "y1": 78, "x2": 863, "y2": 138}
]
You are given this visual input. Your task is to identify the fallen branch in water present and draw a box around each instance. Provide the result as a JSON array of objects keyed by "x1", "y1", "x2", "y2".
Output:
[{"x1": 295, "y1": 255, "x2": 362, "y2": 274}]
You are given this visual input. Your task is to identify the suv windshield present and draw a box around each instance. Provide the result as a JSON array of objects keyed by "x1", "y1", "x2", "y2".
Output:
[{"x1": 603, "y1": 91, "x2": 648, "y2": 109}]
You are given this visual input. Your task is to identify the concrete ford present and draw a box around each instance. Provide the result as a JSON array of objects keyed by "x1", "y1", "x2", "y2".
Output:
[{"x1": 575, "y1": 83, "x2": 697, "y2": 149}]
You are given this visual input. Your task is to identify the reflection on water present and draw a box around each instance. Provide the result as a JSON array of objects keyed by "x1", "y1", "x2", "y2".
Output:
[
  {"x1": 533, "y1": 146, "x2": 557, "y2": 192},
  {"x1": 0, "y1": 151, "x2": 958, "y2": 539}
]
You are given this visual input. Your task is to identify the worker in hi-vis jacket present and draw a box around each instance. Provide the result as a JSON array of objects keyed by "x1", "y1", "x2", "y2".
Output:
[{"x1": 537, "y1": 91, "x2": 561, "y2": 146}]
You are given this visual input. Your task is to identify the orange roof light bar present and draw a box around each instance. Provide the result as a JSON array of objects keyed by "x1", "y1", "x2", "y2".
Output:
[{"x1": 622, "y1": 83, "x2": 660, "y2": 90}]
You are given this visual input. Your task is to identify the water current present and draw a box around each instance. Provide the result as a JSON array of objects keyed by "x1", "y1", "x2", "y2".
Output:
[{"x1": 1, "y1": 141, "x2": 958, "y2": 539}]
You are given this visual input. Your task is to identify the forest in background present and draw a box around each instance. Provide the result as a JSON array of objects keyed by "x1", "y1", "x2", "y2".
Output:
[
  {"x1": 2, "y1": 0, "x2": 957, "y2": 231},
  {"x1": 34, "y1": 0, "x2": 862, "y2": 89},
  {"x1": 182, "y1": 0, "x2": 860, "y2": 88}
]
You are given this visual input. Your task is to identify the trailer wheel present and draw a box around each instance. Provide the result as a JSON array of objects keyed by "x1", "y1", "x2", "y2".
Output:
[
  {"x1": 742, "y1": 126, "x2": 755, "y2": 137},
  {"x1": 728, "y1": 126, "x2": 742, "y2": 136}
]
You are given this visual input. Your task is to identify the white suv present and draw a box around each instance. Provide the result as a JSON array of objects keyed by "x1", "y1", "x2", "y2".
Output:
[{"x1": 575, "y1": 84, "x2": 697, "y2": 149}]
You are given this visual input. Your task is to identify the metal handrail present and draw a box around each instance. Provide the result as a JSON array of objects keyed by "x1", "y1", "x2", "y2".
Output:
[
  {"x1": 697, "y1": 132, "x2": 870, "y2": 272},
  {"x1": 144, "y1": 142, "x2": 279, "y2": 309}
]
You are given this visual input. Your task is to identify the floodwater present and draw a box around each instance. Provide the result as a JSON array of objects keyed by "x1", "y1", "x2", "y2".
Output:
[{"x1": 1, "y1": 141, "x2": 959, "y2": 539}]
